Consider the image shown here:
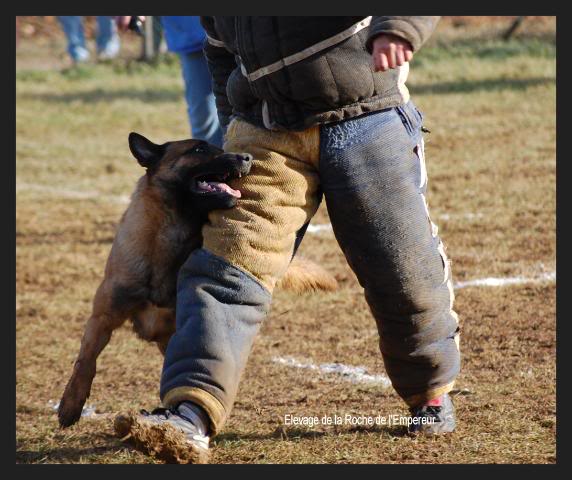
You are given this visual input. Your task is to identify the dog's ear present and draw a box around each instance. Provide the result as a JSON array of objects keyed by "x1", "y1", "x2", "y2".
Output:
[{"x1": 128, "y1": 132, "x2": 166, "y2": 169}]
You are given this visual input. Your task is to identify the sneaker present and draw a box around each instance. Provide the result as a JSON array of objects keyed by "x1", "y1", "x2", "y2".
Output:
[
  {"x1": 114, "y1": 403, "x2": 210, "y2": 464},
  {"x1": 96, "y1": 48, "x2": 119, "y2": 61},
  {"x1": 70, "y1": 46, "x2": 90, "y2": 64},
  {"x1": 408, "y1": 393, "x2": 456, "y2": 435},
  {"x1": 97, "y1": 37, "x2": 120, "y2": 61}
]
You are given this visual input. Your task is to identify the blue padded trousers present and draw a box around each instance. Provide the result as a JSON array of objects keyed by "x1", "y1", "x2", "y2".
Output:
[{"x1": 160, "y1": 101, "x2": 460, "y2": 434}]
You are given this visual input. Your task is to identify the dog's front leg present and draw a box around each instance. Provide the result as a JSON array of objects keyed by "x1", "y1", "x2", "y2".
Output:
[{"x1": 58, "y1": 282, "x2": 126, "y2": 428}]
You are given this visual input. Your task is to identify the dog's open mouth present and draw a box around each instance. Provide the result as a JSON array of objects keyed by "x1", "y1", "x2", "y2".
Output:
[{"x1": 193, "y1": 172, "x2": 242, "y2": 198}]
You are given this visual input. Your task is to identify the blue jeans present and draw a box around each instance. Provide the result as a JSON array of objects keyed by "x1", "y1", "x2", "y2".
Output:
[
  {"x1": 160, "y1": 102, "x2": 460, "y2": 434},
  {"x1": 57, "y1": 16, "x2": 120, "y2": 62},
  {"x1": 178, "y1": 51, "x2": 223, "y2": 147}
]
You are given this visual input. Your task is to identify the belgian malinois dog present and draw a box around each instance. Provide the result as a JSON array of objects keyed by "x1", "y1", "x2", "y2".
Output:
[{"x1": 58, "y1": 133, "x2": 337, "y2": 428}]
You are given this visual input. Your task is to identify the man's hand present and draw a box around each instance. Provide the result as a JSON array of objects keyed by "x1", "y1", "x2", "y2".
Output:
[
  {"x1": 370, "y1": 34, "x2": 414, "y2": 72},
  {"x1": 115, "y1": 16, "x2": 146, "y2": 33}
]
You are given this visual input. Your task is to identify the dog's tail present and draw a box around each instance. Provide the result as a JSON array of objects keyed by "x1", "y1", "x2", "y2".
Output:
[{"x1": 278, "y1": 257, "x2": 338, "y2": 293}]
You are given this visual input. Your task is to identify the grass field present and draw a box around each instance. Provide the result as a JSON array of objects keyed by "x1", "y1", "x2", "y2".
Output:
[{"x1": 16, "y1": 17, "x2": 556, "y2": 464}]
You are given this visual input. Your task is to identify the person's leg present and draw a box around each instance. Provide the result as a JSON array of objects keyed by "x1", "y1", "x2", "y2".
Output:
[
  {"x1": 178, "y1": 51, "x2": 224, "y2": 148},
  {"x1": 95, "y1": 16, "x2": 120, "y2": 59},
  {"x1": 57, "y1": 16, "x2": 89, "y2": 63},
  {"x1": 160, "y1": 119, "x2": 321, "y2": 435},
  {"x1": 319, "y1": 101, "x2": 460, "y2": 410}
]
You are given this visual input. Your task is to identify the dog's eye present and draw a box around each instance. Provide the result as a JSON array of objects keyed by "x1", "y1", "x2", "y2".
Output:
[{"x1": 192, "y1": 145, "x2": 208, "y2": 154}]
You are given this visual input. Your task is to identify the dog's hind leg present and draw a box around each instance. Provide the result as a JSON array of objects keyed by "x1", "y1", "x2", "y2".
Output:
[
  {"x1": 131, "y1": 304, "x2": 176, "y2": 356},
  {"x1": 58, "y1": 281, "x2": 127, "y2": 428}
]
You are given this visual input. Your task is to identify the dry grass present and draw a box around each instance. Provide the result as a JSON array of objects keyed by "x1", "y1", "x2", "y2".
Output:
[{"x1": 16, "y1": 18, "x2": 556, "y2": 464}]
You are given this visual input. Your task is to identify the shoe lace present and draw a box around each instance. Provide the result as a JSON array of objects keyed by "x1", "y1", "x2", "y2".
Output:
[
  {"x1": 141, "y1": 406, "x2": 201, "y2": 427},
  {"x1": 411, "y1": 404, "x2": 443, "y2": 420},
  {"x1": 424, "y1": 405, "x2": 442, "y2": 416},
  {"x1": 141, "y1": 407, "x2": 177, "y2": 419}
]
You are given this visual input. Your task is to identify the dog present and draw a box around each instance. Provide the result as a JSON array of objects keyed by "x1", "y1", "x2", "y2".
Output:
[{"x1": 57, "y1": 132, "x2": 337, "y2": 428}]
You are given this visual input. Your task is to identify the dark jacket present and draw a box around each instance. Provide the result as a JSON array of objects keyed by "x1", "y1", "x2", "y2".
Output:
[{"x1": 200, "y1": 16, "x2": 439, "y2": 132}]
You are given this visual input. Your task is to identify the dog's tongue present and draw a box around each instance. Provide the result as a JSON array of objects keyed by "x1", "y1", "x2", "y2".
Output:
[{"x1": 209, "y1": 181, "x2": 241, "y2": 198}]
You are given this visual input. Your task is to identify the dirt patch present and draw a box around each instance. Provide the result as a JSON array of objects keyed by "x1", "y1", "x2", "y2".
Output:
[{"x1": 113, "y1": 411, "x2": 209, "y2": 464}]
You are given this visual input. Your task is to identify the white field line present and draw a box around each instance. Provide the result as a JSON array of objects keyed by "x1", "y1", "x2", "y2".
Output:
[
  {"x1": 453, "y1": 271, "x2": 556, "y2": 289},
  {"x1": 47, "y1": 400, "x2": 103, "y2": 418},
  {"x1": 306, "y1": 223, "x2": 333, "y2": 233},
  {"x1": 306, "y1": 213, "x2": 483, "y2": 235},
  {"x1": 17, "y1": 182, "x2": 130, "y2": 205},
  {"x1": 272, "y1": 356, "x2": 392, "y2": 388},
  {"x1": 437, "y1": 212, "x2": 484, "y2": 221}
]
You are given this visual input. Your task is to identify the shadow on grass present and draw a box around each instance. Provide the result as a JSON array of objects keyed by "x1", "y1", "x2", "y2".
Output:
[
  {"x1": 346, "y1": 424, "x2": 410, "y2": 437},
  {"x1": 21, "y1": 77, "x2": 553, "y2": 104},
  {"x1": 216, "y1": 428, "x2": 326, "y2": 443},
  {"x1": 20, "y1": 88, "x2": 181, "y2": 104},
  {"x1": 16, "y1": 433, "x2": 122, "y2": 464},
  {"x1": 16, "y1": 445, "x2": 118, "y2": 464},
  {"x1": 411, "y1": 76, "x2": 553, "y2": 95},
  {"x1": 216, "y1": 424, "x2": 409, "y2": 444},
  {"x1": 17, "y1": 427, "x2": 410, "y2": 463}
]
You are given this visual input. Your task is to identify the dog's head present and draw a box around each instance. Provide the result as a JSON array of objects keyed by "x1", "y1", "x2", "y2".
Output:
[{"x1": 128, "y1": 132, "x2": 252, "y2": 213}]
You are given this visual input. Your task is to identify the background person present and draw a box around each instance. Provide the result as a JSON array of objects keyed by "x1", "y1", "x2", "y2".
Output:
[
  {"x1": 117, "y1": 16, "x2": 223, "y2": 147},
  {"x1": 57, "y1": 16, "x2": 120, "y2": 63}
]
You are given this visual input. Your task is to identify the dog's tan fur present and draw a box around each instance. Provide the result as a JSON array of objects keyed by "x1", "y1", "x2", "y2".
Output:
[{"x1": 58, "y1": 133, "x2": 337, "y2": 428}]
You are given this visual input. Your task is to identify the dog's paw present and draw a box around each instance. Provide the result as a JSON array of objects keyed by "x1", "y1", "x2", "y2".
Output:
[{"x1": 57, "y1": 395, "x2": 85, "y2": 428}]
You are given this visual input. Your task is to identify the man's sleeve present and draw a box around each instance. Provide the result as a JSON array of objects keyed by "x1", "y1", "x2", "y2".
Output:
[
  {"x1": 366, "y1": 16, "x2": 440, "y2": 53},
  {"x1": 200, "y1": 16, "x2": 237, "y2": 133}
]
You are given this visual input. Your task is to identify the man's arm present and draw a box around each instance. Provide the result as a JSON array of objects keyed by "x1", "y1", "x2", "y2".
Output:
[
  {"x1": 115, "y1": 16, "x2": 146, "y2": 32},
  {"x1": 366, "y1": 16, "x2": 440, "y2": 72},
  {"x1": 200, "y1": 16, "x2": 237, "y2": 133}
]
